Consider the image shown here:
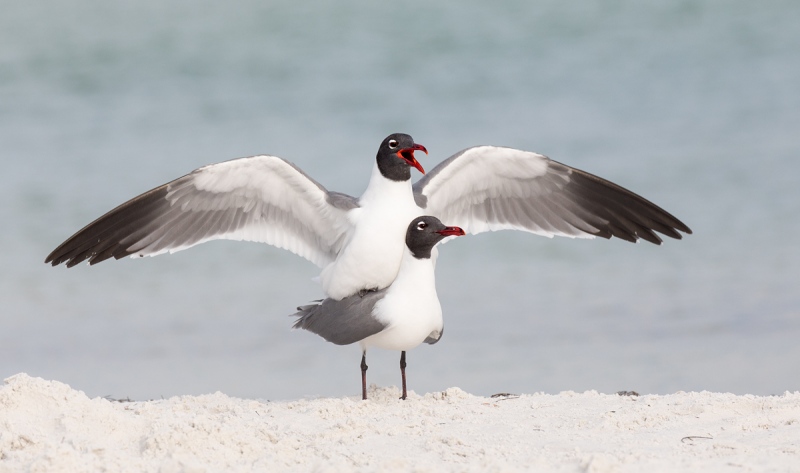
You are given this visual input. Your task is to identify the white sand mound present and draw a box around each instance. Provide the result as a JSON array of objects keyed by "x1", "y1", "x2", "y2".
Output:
[{"x1": 1, "y1": 373, "x2": 798, "y2": 472}]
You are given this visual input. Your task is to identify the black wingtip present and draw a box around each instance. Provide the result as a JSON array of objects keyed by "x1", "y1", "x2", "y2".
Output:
[
  {"x1": 566, "y1": 167, "x2": 693, "y2": 246},
  {"x1": 43, "y1": 182, "x2": 175, "y2": 269},
  {"x1": 44, "y1": 251, "x2": 68, "y2": 267}
]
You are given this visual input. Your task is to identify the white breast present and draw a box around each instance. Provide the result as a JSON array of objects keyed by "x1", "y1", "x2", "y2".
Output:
[
  {"x1": 319, "y1": 164, "x2": 423, "y2": 300},
  {"x1": 360, "y1": 249, "x2": 443, "y2": 351}
]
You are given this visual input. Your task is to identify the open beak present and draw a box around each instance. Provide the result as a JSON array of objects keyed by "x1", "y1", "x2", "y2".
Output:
[
  {"x1": 397, "y1": 143, "x2": 427, "y2": 174},
  {"x1": 436, "y1": 226, "x2": 466, "y2": 237}
]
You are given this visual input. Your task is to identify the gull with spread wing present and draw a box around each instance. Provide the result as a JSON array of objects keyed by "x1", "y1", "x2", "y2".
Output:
[
  {"x1": 46, "y1": 134, "x2": 427, "y2": 300},
  {"x1": 46, "y1": 133, "x2": 691, "y2": 301}
]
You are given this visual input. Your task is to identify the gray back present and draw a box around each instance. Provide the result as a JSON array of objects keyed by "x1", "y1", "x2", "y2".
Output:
[{"x1": 292, "y1": 289, "x2": 389, "y2": 345}]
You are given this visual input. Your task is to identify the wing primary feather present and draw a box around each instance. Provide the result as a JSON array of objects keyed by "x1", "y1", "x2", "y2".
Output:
[
  {"x1": 567, "y1": 167, "x2": 691, "y2": 235},
  {"x1": 119, "y1": 203, "x2": 193, "y2": 255},
  {"x1": 141, "y1": 211, "x2": 200, "y2": 254},
  {"x1": 505, "y1": 197, "x2": 561, "y2": 236},
  {"x1": 89, "y1": 198, "x2": 190, "y2": 263},
  {"x1": 567, "y1": 176, "x2": 673, "y2": 243},
  {"x1": 48, "y1": 185, "x2": 173, "y2": 266},
  {"x1": 589, "y1": 192, "x2": 662, "y2": 243},
  {"x1": 534, "y1": 194, "x2": 601, "y2": 236}
]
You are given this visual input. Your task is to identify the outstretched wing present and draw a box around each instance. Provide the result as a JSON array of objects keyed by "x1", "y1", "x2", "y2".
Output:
[
  {"x1": 413, "y1": 146, "x2": 691, "y2": 244},
  {"x1": 46, "y1": 155, "x2": 359, "y2": 268}
]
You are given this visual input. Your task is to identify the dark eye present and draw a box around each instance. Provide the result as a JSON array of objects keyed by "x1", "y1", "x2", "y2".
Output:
[
  {"x1": 388, "y1": 139, "x2": 398, "y2": 149},
  {"x1": 416, "y1": 221, "x2": 427, "y2": 230}
]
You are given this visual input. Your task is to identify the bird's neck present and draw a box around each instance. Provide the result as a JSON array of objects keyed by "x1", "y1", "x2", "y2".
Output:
[
  {"x1": 393, "y1": 247, "x2": 437, "y2": 293},
  {"x1": 359, "y1": 163, "x2": 414, "y2": 206}
]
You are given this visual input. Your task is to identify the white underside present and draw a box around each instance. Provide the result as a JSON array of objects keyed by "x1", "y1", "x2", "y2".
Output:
[
  {"x1": 359, "y1": 247, "x2": 443, "y2": 351},
  {"x1": 320, "y1": 164, "x2": 424, "y2": 300}
]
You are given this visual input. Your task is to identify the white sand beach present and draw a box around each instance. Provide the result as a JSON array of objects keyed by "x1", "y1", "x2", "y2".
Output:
[{"x1": 1, "y1": 374, "x2": 797, "y2": 472}]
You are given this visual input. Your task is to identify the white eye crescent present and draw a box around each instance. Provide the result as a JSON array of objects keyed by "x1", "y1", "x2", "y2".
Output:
[
  {"x1": 416, "y1": 221, "x2": 428, "y2": 230},
  {"x1": 388, "y1": 139, "x2": 398, "y2": 149}
]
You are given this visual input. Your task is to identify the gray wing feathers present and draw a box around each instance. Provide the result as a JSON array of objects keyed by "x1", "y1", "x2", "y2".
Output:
[
  {"x1": 424, "y1": 327, "x2": 443, "y2": 345},
  {"x1": 46, "y1": 183, "x2": 176, "y2": 267},
  {"x1": 413, "y1": 146, "x2": 691, "y2": 245},
  {"x1": 412, "y1": 147, "x2": 469, "y2": 209},
  {"x1": 559, "y1": 165, "x2": 688, "y2": 243},
  {"x1": 292, "y1": 291, "x2": 388, "y2": 345},
  {"x1": 45, "y1": 155, "x2": 357, "y2": 268},
  {"x1": 326, "y1": 191, "x2": 360, "y2": 211}
]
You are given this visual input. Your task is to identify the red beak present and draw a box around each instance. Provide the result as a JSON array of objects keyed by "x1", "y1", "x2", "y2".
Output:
[
  {"x1": 397, "y1": 143, "x2": 427, "y2": 174},
  {"x1": 436, "y1": 226, "x2": 466, "y2": 237}
]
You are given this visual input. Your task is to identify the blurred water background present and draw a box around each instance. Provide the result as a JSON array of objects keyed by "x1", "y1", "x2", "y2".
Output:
[{"x1": 2, "y1": 0, "x2": 798, "y2": 400}]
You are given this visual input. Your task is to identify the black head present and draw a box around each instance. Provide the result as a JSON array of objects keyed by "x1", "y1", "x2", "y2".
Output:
[
  {"x1": 376, "y1": 133, "x2": 427, "y2": 182},
  {"x1": 405, "y1": 216, "x2": 465, "y2": 259}
]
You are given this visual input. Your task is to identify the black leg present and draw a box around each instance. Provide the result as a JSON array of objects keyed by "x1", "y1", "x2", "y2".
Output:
[
  {"x1": 400, "y1": 351, "x2": 407, "y2": 400},
  {"x1": 360, "y1": 351, "x2": 368, "y2": 400}
]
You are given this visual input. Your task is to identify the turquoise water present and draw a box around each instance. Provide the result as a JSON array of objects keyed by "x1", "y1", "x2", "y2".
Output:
[{"x1": 2, "y1": 0, "x2": 799, "y2": 399}]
